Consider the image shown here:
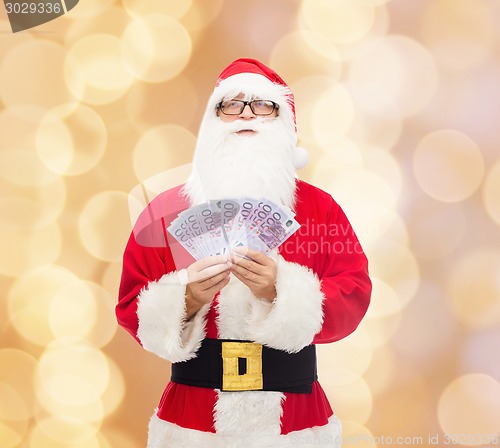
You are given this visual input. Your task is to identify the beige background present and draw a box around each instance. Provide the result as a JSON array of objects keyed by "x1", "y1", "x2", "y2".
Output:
[{"x1": 1, "y1": 0, "x2": 500, "y2": 447}]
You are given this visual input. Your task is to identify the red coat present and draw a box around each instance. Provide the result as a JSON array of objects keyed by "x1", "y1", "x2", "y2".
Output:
[{"x1": 117, "y1": 179, "x2": 371, "y2": 447}]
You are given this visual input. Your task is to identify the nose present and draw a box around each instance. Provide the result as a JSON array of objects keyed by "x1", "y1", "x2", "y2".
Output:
[{"x1": 238, "y1": 103, "x2": 256, "y2": 119}]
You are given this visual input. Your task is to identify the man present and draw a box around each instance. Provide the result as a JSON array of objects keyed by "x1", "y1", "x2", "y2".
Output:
[{"x1": 117, "y1": 58, "x2": 372, "y2": 447}]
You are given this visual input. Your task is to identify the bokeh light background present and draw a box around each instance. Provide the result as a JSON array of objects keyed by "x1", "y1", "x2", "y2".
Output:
[{"x1": 1, "y1": 0, "x2": 500, "y2": 446}]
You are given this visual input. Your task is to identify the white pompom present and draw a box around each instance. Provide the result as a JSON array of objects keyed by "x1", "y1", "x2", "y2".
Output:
[{"x1": 293, "y1": 146, "x2": 309, "y2": 169}]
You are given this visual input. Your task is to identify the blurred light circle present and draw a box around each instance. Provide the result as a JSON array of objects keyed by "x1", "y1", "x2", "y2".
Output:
[
  {"x1": 101, "y1": 262, "x2": 122, "y2": 301},
  {"x1": 361, "y1": 311, "x2": 402, "y2": 348},
  {"x1": 78, "y1": 191, "x2": 131, "y2": 262},
  {"x1": 129, "y1": 164, "x2": 193, "y2": 207},
  {"x1": 422, "y1": 0, "x2": 496, "y2": 73},
  {"x1": 0, "y1": 349, "x2": 37, "y2": 421},
  {"x1": 0, "y1": 106, "x2": 61, "y2": 188},
  {"x1": 462, "y1": 328, "x2": 500, "y2": 382},
  {"x1": 312, "y1": 82, "x2": 354, "y2": 146},
  {"x1": 352, "y1": 111, "x2": 403, "y2": 154},
  {"x1": 301, "y1": 0, "x2": 375, "y2": 44},
  {"x1": 446, "y1": 249, "x2": 500, "y2": 329},
  {"x1": 349, "y1": 35, "x2": 439, "y2": 118},
  {"x1": 326, "y1": 169, "x2": 399, "y2": 245},
  {"x1": 0, "y1": 354, "x2": 31, "y2": 444},
  {"x1": 367, "y1": 277, "x2": 402, "y2": 318},
  {"x1": 438, "y1": 374, "x2": 500, "y2": 444},
  {"x1": 96, "y1": 433, "x2": 112, "y2": 448},
  {"x1": 121, "y1": 14, "x2": 192, "y2": 83},
  {"x1": 36, "y1": 340, "x2": 110, "y2": 408},
  {"x1": 298, "y1": 30, "x2": 344, "y2": 65},
  {"x1": 407, "y1": 197, "x2": 466, "y2": 260},
  {"x1": 35, "y1": 111, "x2": 73, "y2": 175},
  {"x1": 0, "y1": 221, "x2": 61, "y2": 278},
  {"x1": 352, "y1": 203, "x2": 401, "y2": 252},
  {"x1": 317, "y1": 330, "x2": 373, "y2": 376},
  {"x1": 363, "y1": 147, "x2": 403, "y2": 200},
  {"x1": 126, "y1": 76, "x2": 198, "y2": 130},
  {"x1": 0, "y1": 25, "x2": 33, "y2": 60},
  {"x1": 7, "y1": 266, "x2": 78, "y2": 345},
  {"x1": 418, "y1": 65, "x2": 500, "y2": 151},
  {"x1": 372, "y1": 365, "x2": 430, "y2": 436},
  {"x1": 363, "y1": 346, "x2": 396, "y2": 395},
  {"x1": 181, "y1": 0, "x2": 225, "y2": 32},
  {"x1": 291, "y1": 75, "x2": 337, "y2": 144},
  {"x1": 367, "y1": 241, "x2": 420, "y2": 308},
  {"x1": 310, "y1": 138, "x2": 363, "y2": 187},
  {"x1": 330, "y1": 169, "x2": 397, "y2": 210},
  {"x1": 391, "y1": 282, "x2": 457, "y2": 369},
  {"x1": 270, "y1": 31, "x2": 342, "y2": 84},
  {"x1": 36, "y1": 104, "x2": 107, "y2": 176},
  {"x1": 329, "y1": 3, "x2": 390, "y2": 64},
  {"x1": 0, "y1": 40, "x2": 77, "y2": 108},
  {"x1": 122, "y1": 0, "x2": 192, "y2": 18},
  {"x1": 35, "y1": 384, "x2": 104, "y2": 426},
  {"x1": 483, "y1": 160, "x2": 500, "y2": 227},
  {"x1": 133, "y1": 124, "x2": 196, "y2": 181},
  {"x1": 342, "y1": 325, "x2": 372, "y2": 351},
  {"x1": 48, "y1": 280, "x2": 97, "y2": 340},
  {"x1": 63, "y1": 0, "x2": 116, "y2": 20},
  {"x1": 321, "y1": 369, "x2": 373, "y2": 423},
  {"x1": 413, "y1": 129, "x2": 484, "y2": 203},
  {"x1": 86, "y1": 282, "x2": 118, "y2": 348},
  {"x1": 0, "y1": 418, "x2": 27, "y2": 448},
  {"x1": 368, "y1": 211, "x2": 409, "y2": 248},
  {"x1": 29, "y1": 416, "x2": 99, "y2": 447},
  {"x1": 428, "y1": 37, "x2": 491, "y2": 75},
  {"x1": 341, "y1": 421, "x2": 377, "y2": 448},
  {"x1": 65, "y1": 34, "x2": 134, "y2": 105},
  {"x1": 8, "y1": 177, "x2": 66, "y2": 230},
  {"x1": 99, "y1": 428, "x2": 142, "y2": 448},
  {"x1": 65, "y1": 7, "x2": 131, "y2": 46},
  {"x1": 100, "y1": 357, "x2": 125, "y2": 417},
  {"x1": 0, "y1": 384, "x2": 28, "y2": 422},
  {"x1": 35, "y1": 352, "x2": 122, "y2": 423}
]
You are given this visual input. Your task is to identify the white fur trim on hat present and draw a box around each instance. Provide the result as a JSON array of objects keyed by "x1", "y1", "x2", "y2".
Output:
[
  {"x1": 136, "y1": 270, "x2": 210, "y2": 363},
  {"x1": 207, "y1": 72, "x2": 297, "y2": 137},
  {"x1": 212, "y1": 73, "x2": 292, "y2": 108}
]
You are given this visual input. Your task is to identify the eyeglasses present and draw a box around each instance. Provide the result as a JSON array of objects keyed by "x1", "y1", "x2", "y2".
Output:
[{"x1": 217, "y1": 99, "x2": 279, "y2": 116}]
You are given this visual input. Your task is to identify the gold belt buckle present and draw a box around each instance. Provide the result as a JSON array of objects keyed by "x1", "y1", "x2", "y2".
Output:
[{"x1": 221, "y1": 341, "x2": 263, "y2": 391}]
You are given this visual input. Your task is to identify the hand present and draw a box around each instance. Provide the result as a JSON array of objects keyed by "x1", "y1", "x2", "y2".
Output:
[
  {"x1": 230, "y1": 247, "x2": 277, "y2": 302},
  {"x1": 185, "y1": 255, "x2": 231, "y2": 318}
]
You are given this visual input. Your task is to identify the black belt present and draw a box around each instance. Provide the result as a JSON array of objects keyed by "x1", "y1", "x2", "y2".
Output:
[{"x1": 171, "y1": 338, "x2": 317, "y2": 393}]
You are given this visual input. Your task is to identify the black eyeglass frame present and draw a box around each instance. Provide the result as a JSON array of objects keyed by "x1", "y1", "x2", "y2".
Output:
[{"x1": 216, "y1": 99, "x2": 279, "y2": 116}]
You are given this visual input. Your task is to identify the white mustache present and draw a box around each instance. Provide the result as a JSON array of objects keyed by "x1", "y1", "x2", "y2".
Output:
[{"x1": 223, "y1": 118, "x2": 272, "y2": 134}]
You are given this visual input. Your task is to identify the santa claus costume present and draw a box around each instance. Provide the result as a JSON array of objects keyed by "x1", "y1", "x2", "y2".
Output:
[{"x1": 117, "y1": 59, "x2": 372, "y2": 447}]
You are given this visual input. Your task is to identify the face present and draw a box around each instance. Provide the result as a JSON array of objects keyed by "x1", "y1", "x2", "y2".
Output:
[
  {"x1": 216, "y1": 93, "x2": 278, "y2": 137},
  {"x1": 184, "y1": 90, "x2": 297, "y2": 207}
]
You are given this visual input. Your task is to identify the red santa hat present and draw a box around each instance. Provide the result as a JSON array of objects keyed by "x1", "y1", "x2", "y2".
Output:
[{"x1": 206, "y1": 58, "x2": 308, "y2": 170}]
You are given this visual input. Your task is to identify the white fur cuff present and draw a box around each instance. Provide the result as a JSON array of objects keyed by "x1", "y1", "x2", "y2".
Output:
[
  {"x1": 247, "y1": 256, "x2": 325, "y2": 353},
  {"x1": 136, "y1": 271, "x2": 209, "y2": 363}
]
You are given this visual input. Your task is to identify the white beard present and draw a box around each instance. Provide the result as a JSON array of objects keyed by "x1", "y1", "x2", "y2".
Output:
[{"x1": 183, "y1": 116, "x2": 297, "y2": 209}]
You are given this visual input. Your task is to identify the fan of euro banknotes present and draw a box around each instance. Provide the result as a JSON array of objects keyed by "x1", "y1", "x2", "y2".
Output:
[{"x1": 167, "y1": 198, "x2": 300, "y2": 260}]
